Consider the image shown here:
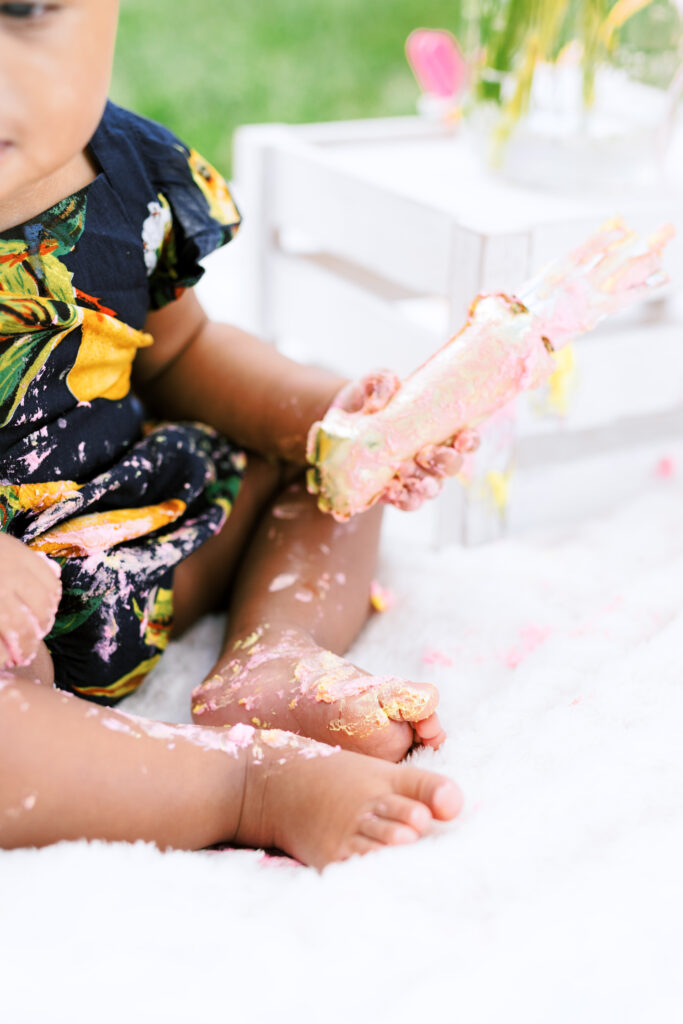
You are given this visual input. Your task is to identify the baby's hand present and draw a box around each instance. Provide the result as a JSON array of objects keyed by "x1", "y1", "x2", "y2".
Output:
[
  {"x1": 331, "y1": 370, "x2": 479, "y2": 512},
  {"x1": 0, "y1": 534, "x2": 62, "y2": 669}
]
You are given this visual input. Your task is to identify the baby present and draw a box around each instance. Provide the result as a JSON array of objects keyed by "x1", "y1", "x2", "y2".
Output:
[{"x1": 0, "y1": 1, "x2": 467, "y2": 868}]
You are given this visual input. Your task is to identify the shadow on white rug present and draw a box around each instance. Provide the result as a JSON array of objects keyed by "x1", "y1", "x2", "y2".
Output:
[{"x1": 2, "y1": 480, "x2": 683, "y2": 1023}]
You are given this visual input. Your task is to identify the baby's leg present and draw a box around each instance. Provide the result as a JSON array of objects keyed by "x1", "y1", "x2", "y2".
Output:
[
  {"x1": 179, "y1": 458, "x2": 446, "y2": 761},
  {"x1": 1, "y1": 650, "x2": 462, "y2": 866}
]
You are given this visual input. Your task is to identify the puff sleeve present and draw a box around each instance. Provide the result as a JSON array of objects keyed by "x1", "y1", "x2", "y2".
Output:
[{"x1": 142, "y1": 139, "x2": 241, "y2": 309}]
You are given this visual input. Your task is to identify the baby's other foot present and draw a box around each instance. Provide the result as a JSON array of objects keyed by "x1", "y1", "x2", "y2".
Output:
[
  {"x1": 192, "y1": 626, "x2": 445, "y2": 762},
  {"x1": 232, "y1": 727, "x2": 463, "y2": 869}
]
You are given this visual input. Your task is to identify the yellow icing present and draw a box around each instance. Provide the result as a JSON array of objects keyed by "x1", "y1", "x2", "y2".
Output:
[
  {"x1": 380, "y1": 690, "x2": 430, "y2": 721},
  {"x1": 234, "y1": 630, "x2": 261, "y2": 651},
  {"x1": 547, "y1": 344, "x2": 576, "y2": 416},
  {"x1": 485, "y1": 469, "x2": 513, "y2": 513}
]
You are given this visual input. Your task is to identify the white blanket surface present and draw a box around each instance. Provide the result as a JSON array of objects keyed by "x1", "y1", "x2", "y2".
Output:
[{"x1": 2, "y1": 481, "x2": 683, "y2": 1023}]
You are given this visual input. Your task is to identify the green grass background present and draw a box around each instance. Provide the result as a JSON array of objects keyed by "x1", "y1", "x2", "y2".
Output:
[
  {"x1": 111, "y1": 1, "x2": 680, "y2": 178},
  {"x1": 112, "y1": 0, "x2": 463, "y2": 177}
]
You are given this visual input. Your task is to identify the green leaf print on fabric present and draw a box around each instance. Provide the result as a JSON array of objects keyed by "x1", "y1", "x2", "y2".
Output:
[
  {"x1": 0, "y1": 485, "x2": 21, "y2": 531},
  {"x1": 0, "y1": 194, "x2": 87, "y2": 427},
  {"x1": 48, "y1": 590, "x2": 106, "y2": 640},
  {"x1": 0, "y1": 301, "x2": 82, "y2": 427}
]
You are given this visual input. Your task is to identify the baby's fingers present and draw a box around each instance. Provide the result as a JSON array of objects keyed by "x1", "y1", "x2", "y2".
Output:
[
  {"x1": 0, "y1": 597, "x2": 45, "y2": 668},
  {"x1": 332, "y1": 369, "x2": 401, "y2": 415},
  {"x1": 415, "y1": 428, "x2": 479, "y2": 479},
  {"x1": 412, "y1": 713, "x2": 447, "y2": 751},
  {"x1": 19, "y1": 558, "x2": 62, "y2": 637},
  {"x1": 453, "y1": 428, "x2": 480, "y2": 455},
  {"x1": 382, "y1": 465, "x2": 444, "y2": 511},
  {"x1": 415, "y1": 444, "x2": 463, "y2": 478}
]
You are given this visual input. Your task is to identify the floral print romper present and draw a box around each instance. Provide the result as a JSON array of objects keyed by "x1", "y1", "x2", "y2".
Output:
[{"x1": 0, "y1": 102, "x2": 244, "y2": 703}]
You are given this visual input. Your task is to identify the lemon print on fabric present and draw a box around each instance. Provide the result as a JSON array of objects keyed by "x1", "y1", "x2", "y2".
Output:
[
  {"x1": 187, "y1": 148, "x2": 241, "y2": 230},
  {"x1": 0, "y1": 191, "x2": 152, "y2": 424},
  {"x1": 75, "y1": 654, "x2": 163, "y2": 702},
  {"x1": 0, "y1": 481, "x2": 82, "y2": 530},
  {"x1": 28, "y1": 499, "x2": 186, "y2": 557},
  {"x1": 17, "y1": 480, "x2": 82, "y2": 513},
  {"x1": 66, "y1": 308, "x2": 152, "y2": 402},
  {"x1": 133, "y1": 586, "x2": 174, "y2": 651}
]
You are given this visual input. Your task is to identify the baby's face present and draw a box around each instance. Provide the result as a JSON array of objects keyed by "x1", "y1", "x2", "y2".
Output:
[{"x1": 0, "y1": 0, "x2": 119, "y2": 206}]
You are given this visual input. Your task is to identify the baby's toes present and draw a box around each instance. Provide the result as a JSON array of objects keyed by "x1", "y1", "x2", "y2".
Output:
[
  {"x1": 357, "y1": 791, "x2": 436, "y2": 846},
  {"x1": 358, "y1": 812, "x2": 421, "y2": 847},
  {"x1": 395, "y1": 765, "x2": 464, "y2": 821},
  {"x1": 343, "y1": 836, "x2": 386, "y2": 861},
  {"x1": 374, "y1": 793, "x2": 433, "y2": 833},
  {"x1": 354, "y1": 719, "x2": 414, "y2": 763},
  {"x1": 413, "y1": 712, "x2": 447, "y2": 750},
  {"x1": 378, "y1": 680, "x2": 439, "y2": 724}
]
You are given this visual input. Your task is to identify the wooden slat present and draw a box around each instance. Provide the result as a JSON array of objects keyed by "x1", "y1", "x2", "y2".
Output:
[
  {"x1": 269, "y1": 143, "x2": 453, "y2": 295},
  {"x1": 270, "y1": 251, "x2": 440, "y2": 378}
]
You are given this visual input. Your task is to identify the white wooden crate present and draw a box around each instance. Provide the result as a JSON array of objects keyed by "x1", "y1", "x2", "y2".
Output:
[{"x1": 232, "y1": 116, "x2": 683, "y2": 547}]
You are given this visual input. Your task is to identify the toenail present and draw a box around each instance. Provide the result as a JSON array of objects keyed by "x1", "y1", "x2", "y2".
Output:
[
  {"x1": 434, "y1": 782, "x2": 463, "y2": 817},
  {"x1": 393, "y1": 826, "x2": 418, "y2": 844}
]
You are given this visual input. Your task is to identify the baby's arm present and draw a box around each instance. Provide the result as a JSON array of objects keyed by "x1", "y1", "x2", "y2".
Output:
[
  {"x1": 134, "y1": 288, "x2": 345, "y2": 464},
  {"x1": 134, "y1": 288, "x2": 470, "y2": 506}
]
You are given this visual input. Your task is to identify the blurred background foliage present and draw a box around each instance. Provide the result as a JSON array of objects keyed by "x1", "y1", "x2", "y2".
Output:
[
  {"x1": 112, "y1": 0, "x2": 463, "y2": 176},
  {"x1": 112, "y1": 0, "x2": 680, "y2": 177}
]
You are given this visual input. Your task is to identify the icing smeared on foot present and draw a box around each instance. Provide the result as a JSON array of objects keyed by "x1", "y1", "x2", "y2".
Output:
[{"x1": 191, "y1": 625, "x2": 442, "y2": 759}]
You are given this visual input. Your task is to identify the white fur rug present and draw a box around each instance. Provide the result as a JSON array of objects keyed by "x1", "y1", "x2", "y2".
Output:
[{"x1": 3, "y1": 477, "x2": 683, "y2": 1023}]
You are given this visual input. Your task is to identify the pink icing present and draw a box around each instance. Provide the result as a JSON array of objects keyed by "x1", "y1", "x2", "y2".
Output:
[
  {"x1": 655, "y1": 456, "x2": 676, "y2": 479},
  {"x1": 504, "y1": 625, "x2": 551, "y2": 669},
  {"x1": 422, "y1": 648, "x2": 454, "y2": 667},
  {"x1": 226, "y1": 723, "x2": 256, "y2": 747},
  {"x1": 268, "y1": 572, "x2": 298, "y2": 593}
]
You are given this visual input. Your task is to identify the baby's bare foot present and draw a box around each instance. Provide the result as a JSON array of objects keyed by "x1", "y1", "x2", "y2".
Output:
[
  {"x1": 231, "y1": 726, "x2": 462, "y2": 869},
  {"x1": 191, "y1": 625, "x2": 445, "y2": 762}
]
